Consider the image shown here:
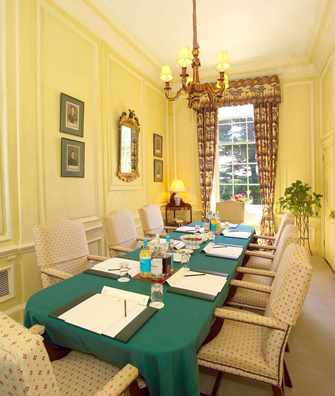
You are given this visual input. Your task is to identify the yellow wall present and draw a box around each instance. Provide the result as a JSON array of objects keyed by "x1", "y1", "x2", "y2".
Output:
[{"x1": 0, "y1": 0, "x2": 168, "y2": 320}]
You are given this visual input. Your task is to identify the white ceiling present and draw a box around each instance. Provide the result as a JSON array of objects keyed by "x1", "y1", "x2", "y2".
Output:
[{"x1": 93, "y1": 0, "x2": 327, "y2": 75}]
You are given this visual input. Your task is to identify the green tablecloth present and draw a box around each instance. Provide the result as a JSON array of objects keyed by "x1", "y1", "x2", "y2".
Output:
[{"x1": 24, "y1": 225, "x2": 253, "y2": 396}]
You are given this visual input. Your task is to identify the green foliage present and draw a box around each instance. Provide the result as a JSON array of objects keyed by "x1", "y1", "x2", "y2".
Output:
[{"x1": 279, "y1": 180, "x2": 322, "y2": 218}]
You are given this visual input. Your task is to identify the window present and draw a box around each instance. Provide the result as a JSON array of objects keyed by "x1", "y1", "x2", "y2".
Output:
[{"x1": 217, "y1": 104, "x2": 261, "y2": 205}]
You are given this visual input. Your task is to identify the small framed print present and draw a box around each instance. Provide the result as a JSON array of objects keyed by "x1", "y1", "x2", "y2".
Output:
[
  {"x1": 60, "y1": 93, "x2": 84, "y2": 137},
  {"x1": 61, "y1": 138, "x2": 85, "y2": 178},
  {"x1": 153, "y1": 133, "x2": 163, "y2": 157},
  {"x1": 154, "y1": 159, "x2": 163, "y2": 182}
]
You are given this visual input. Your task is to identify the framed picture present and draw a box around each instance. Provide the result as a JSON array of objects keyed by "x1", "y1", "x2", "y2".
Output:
[
  {"x1": 60, "y1": 93, "x2": 84, "y2": 137},
  {"x1": 154, "y1": 159, "x2": 163, "y2": 182},
  {"x1": 61, "y1": 138, "x2": 85, "y2": 177},
  {"x1": 153, "y1": 133, "x2": 163, "y2": 157}
]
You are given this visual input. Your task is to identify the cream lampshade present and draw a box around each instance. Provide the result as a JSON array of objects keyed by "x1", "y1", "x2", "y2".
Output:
[{"x1": 169, "y1": 179, "x2": 185, "y2": 206}]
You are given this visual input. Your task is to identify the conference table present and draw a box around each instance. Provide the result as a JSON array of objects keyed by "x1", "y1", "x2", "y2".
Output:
[{"x1": 24, "y1": 224, "x2": 254, "y2": 396}]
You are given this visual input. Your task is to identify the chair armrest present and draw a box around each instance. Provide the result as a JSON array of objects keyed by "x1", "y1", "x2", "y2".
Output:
[
  {"x1": 164, "y1": 225, "x2": 177, "y2": 231},
  {"x1": 136, "y1": 237, "x2": 145, "y2": 242},
  {"x1": 87, "y1": 255, "x2": 108, "y2": 262},
  {"x1": 110, "y1": 245, "x2": 133, "y2": 253},
  {"x1": 230, "y1": 279, "x2": 272, "y2": 293},
  {"x1": 214, "y1": 308, "x2": 286, "y2": 330},
  {"x1": 236, "y1": 266, "x2": 276, "y2": 278},
  {"x1": 41, "y1": 267, "x2": 71, "y2": 280},
  {"x1": 29, "y1": 324, "x2": 45, "y2": 336},
  {"x1": 254, "y1": 234, "x2": 276, "y2": 241},
  {"x1": 96, "y1": 364, "x2": 139, "y2": 396},
  {"x1": 248, "y1": 243, "x2": 276, "y2": 251},
  {"x1": 246, "y1": 250, "x2": 275, "y2": 259}
]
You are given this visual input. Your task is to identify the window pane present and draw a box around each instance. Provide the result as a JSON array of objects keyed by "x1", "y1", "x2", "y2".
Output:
[
  {"x1": 248, "y1": 144, "x2": 256, "y2": 162},
  {"x1": 219, "y1": 145, "x2": 232, "y2": 165},
  {"x1": 219, "y1": 165, "x2": 233, "y2": 183},
  {"x1": 232, "y1": 123, "x2": 247, "y2": 143},
  {"x1": 220, "y1": 185, "x2": 233, "y2": 200},
  {"x1": 247, "y1": 123, "x2": 255, "y2": 142},
  {"x1": 233, "y1": 145, "x2": 247, "y2": 163},
  {"x1": 234, "y1": 185, "x2": 248, "y2": 196},
  {"x1": 249, "y1": 185, "x2": 261, "y2": 204},
  {"x1": 234, "y1": 164, "x2": 248, "y2": 184},
  {"x1": 219, "y1": 124, "x2": 232, "y2": 144},
  {"x1": 249, "y1": 164, "x2": 259, "y2": 183}
]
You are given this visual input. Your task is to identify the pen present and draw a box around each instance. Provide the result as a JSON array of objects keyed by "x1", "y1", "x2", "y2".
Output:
[
  {"x1": 107, "y1": 267, "x2": 121, "y2": 271},
  {"x1": 185, "y1": 273, "x2": 206, "y2": 277},
  {"x1": 124, "y1": 300, "x2": 127, "y2": 317}
]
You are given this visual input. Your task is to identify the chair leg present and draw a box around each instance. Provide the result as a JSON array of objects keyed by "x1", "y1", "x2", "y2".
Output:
[
  {"x1": 129, "y1": 380, "x2": 143, "y2": 396},
  {"x1": 272, "y1": 385, "x2": 284, "y2": 396},
  {"x1": 283, "y1": 360, "x2": 293, "y2": 388},
  {"x1": 200, "y1": 371, "x2": 222, "y2": 396}
]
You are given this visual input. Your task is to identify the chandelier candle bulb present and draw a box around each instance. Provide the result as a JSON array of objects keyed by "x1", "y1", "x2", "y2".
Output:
[
  {"x1": 177, "y1": 47, "x2": 193, "y2": 67},
  {"x1": 160, "y1": 65, "x2": 173, "y2": 82}
]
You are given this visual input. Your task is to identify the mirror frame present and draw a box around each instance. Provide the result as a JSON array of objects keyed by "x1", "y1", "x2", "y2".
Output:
[{"x1": 117, "y1": 109, "x2": 140, "y2": 182}]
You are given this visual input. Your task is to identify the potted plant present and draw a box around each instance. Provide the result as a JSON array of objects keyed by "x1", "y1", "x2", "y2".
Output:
[{"x1": 279, "y1": 180, "x2": 322, "y2": 253}]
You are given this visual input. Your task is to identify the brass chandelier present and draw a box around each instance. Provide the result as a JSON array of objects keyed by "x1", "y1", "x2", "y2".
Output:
[{"x1": 160, "y1": 0, "x2": 230, "y2": 110}]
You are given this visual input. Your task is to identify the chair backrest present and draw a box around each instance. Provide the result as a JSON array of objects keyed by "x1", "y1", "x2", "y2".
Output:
[
  {"x1": 270, "y1": 224, "x2": 299, "y2": 272},
  {"x1": 0, "y1": 312, "x2": 60, "y2": 396},
  {"x1": 274, "y1": 213, "x2": 295, "y2": 247},
  {"x1": 138, "y1": 204, "x2": 164, "y2": 235},
  {"x1": 262, "y1": 243, "x2": 312, "y2": 381},
  {"x1": 104, "y1": 209, "x2": 138, "y2": 248},
  {"x1": 33, "y1": 218, "x2": 89, "y2": 269},
  {"x1": 216, "y1": 200, "x2": 245, "y2": 224}
]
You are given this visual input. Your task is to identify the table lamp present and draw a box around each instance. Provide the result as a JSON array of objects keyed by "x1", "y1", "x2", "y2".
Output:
[{"x1": 169, "y1": 179, "x2": 185, "y2": 206}]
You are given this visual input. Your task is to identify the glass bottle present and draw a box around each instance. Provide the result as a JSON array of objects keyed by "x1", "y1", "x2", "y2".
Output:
[{"x1": 139, "y1": 239, "x2": 151, "y2": 277}]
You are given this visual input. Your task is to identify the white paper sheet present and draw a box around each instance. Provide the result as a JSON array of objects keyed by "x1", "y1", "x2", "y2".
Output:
[
  {"x1": 167, "y1": 268, "x2": 226, "y2": 297},
  {"x1": 203, "y1": 242, "x2": 243, "y2": 259},
  {"x1": 91, "y1": 257, "x2": 140, "y2": 278},
  {"x1": 172, "y1": 239, "x2": 185, "y2": 249},
  {"x1": 221, "y1": 222, "x2": 238, "y2": 229},
  {"x1": 101, "y1": 286, "x2": 149, "y2": 306},
  {"x1": 176, "y1": 226, "x2": 205, "y2": 233},
  {"x1": 222, "y1": 230, "x2": 251, "y2": 239},
  {"x1": 59, "y1": 288, "x2": 149, "y2": 338}
]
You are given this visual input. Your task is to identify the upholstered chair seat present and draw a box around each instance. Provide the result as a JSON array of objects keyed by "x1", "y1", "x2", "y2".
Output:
[
  {"x1": 104, "y1": 210, "x2": 143, "y2": 256},
  {"x1": 138, "y1": 204, "x2": 176, "y2": 237},
  {"x1": 0, "y1": 312, "x2": 140, "y2": 396},
  {"x1": 198, "y1": 243, "x2": 312, "y2": 396},
  {"x1": 33, "y1": 219, "x2": 107, "y2": 288},
  {"x1": 228, "y1": 225, "x2": 298, "y2": 310}
]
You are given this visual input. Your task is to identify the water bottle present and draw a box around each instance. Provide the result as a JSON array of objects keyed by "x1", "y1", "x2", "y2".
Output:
[{"x1": 140, "y1": 239, "x2": 151, "y2": 277}]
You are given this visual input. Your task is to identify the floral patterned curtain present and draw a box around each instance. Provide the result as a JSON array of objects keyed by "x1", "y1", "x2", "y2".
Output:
[
  {"x1": 196, "y1": 107, "x2": 218, "y2": 216},
  {"x1": 254, "y1": 102, "x2": 279, "y2": 235}
]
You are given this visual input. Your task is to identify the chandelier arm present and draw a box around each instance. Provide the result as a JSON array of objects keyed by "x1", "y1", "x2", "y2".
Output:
[{"x1": 164, "y1": 86, "x2": 186, "y2": 101}]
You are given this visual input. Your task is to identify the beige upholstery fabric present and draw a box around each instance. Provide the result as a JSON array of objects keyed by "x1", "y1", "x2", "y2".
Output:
[
  {"x1": 231, "y1": 225, "x2": 299, "y2": 309},
  {"x1": 216, "y1": 200, "x2": 245, "y2": 224},
  {"x1": 273, "y1": 213, "x2": 295, "y2": 248},
  {"x1": 33, "y1": 219, "x2": 96, "y2": 288},
  {"x1": 198, "y1": 243, "x2": 312, "y2": 388},
  {"x1": 138, "y1": 204, "x2": 165, "y2": 236},
  {"x1": 104, "y1": 210, "x2": 141, "y2": 253},
  {"x1": 0, "y1": 312, "x2": 138, "y2": 396}
]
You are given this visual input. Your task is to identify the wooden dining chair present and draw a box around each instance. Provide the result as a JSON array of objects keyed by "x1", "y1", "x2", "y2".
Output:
[
  {"x1": 216, "y1": 200, "x2": 245, "y2": 224},
  {"x1": 249, "y1": 213, "x2": 294, "y2": 251},
  {"x1": 198, "y1": 243, "x2": 312, "y2": 396},
  {"x1": 33, "y1": 218, "x2": 107, "y2": 288},
  {"x1": 138, "y1": 204, "x2": 176, "y2": 237},
  {"x1": 104, "y1": 209, "x2": 143, "y2": 256},
  {"x1": 0, "y1": 312, "x2": 141, "y2": 396},
  {"x1": 227, "y1": 224, "x2": 299, "y2": 311}
]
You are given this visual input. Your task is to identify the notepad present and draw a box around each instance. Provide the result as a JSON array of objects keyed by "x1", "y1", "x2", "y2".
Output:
[
  {"x1": 172, "y1": 239, "x2": 185, "y2": 249},
  {"x1": 221, "y1": 222, "x2": 238, "y2": 229},
  {"x1": 203, "y1": 242, "x2": 243, "y2": 259},
  {"x1": 91, "y1": 258, "x2": 140, "y2": 278},
  {"x1": 222, "y1": 230, "x2": 251, "y2": 239},
  {"x1": 167, "y1": 268, "x2": 226, "y2": 297},
  {"x1": 176, "y1": 226, "x2": 204, "y2": 233},
  {"x1": 58, "y1": 287, "x2": 149, "y2": 338}
]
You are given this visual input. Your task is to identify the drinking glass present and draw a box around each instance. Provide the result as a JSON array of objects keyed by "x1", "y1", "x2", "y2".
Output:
[
  {"x1": 150, "y1": 283, "x2": 164, "y2": 309},
  {"x1": 118, "y1": 262, "x2": 130, "y2": 282},
  {"x1": 181, "y1": 252, "x2": 191, "y2": 269}
]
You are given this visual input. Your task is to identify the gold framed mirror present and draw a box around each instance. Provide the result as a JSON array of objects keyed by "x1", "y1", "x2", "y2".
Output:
[{"x1": 117, "y1": 109, "x2": 140, "y2": 182}]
